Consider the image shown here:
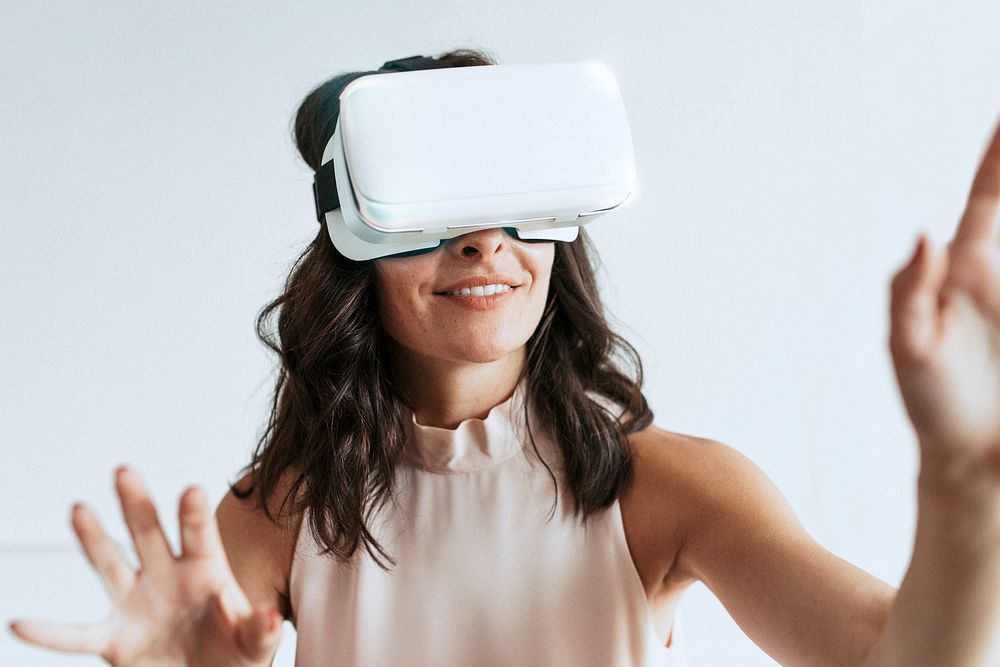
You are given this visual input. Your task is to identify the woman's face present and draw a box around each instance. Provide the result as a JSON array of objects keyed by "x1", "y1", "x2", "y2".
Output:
[{"x1": 373, "y1": 228, "x2": 555, "y2": 365}]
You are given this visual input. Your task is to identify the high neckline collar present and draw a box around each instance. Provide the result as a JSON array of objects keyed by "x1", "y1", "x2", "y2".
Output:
[{"x1": 401, "y1": 380, "x2": 529, "y2": 473}]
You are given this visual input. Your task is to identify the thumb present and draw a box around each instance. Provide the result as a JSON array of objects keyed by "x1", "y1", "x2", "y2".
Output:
[
  {"x1": 235, "y1": 606, "x2": 283, "y2": 661},
  {"x1": 889, "y1": 233, "x2": 948, "y2": 363}
]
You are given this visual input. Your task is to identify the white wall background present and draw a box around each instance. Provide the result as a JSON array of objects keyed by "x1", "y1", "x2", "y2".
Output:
[{"x1": 3, "y1": 1, "x2": 999, "y2": 664}]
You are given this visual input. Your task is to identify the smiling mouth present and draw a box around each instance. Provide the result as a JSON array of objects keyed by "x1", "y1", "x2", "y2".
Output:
[{"x1": 435, "y1": 284, "x2": 517, "y2": 297}]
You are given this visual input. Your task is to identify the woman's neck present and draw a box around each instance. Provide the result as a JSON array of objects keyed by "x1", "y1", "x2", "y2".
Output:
[{"x1": 388, "y1": 343, "x2": 526, "y2": 429}]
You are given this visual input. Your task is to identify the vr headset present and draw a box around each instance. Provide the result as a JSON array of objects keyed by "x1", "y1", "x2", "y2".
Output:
[{"x1": 312, "y1": 55, "x2": 637, "y2": 261}]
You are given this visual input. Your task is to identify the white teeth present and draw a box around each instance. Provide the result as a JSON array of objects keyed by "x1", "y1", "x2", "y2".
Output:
[{"x1": 445, "y1": 284, "x2": 513, "y2": 296}]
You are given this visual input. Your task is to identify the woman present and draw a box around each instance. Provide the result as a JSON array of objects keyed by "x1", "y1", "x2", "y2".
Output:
[{"x1": 10, "y1": 48, "x2": 1000, "y2": 666}]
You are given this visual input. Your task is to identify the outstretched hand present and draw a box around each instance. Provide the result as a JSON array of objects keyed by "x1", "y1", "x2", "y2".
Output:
[
  {"x1": 9, "y1": 467, "x2": 282, "y2": 666},
  {"x1": 890, "y1": 117, "x2": 1000, "y2": 479}
]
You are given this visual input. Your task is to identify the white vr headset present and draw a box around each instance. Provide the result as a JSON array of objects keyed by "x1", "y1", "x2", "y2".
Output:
[{"x1": 311, "y1": 55, "x2": 638, "y2": 261}]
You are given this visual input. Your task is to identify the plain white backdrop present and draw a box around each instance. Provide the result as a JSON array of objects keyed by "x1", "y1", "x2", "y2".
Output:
[{"x1": 3, "y1": 1, "x2": 1000, "y2": 664}]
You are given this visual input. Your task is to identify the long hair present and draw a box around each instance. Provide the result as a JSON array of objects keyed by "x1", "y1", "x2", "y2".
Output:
[{"x1": 232, "y1": 47, "x2": 653, "y2": 571}]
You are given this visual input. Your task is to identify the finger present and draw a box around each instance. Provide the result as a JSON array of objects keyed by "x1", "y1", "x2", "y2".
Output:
[
  {"x1": 115, "y1": 466, "x2": 174, "y2": 567},
  {"x1": 71, "y1": 503, "x2": 136, "y2": 601},
  {"x1": 178, "y1": 485, "x2": 225, "y2": 561},
  {"x1": 9, "y1": 618, "x2": 110, "y2": 654},
  {"x1": 235, "y1": 606, "x2": 283, "y2": 662},
  {"x1": 953, "y1": 116, "x2": 1000, "y2": 249},
  {"x1": 210, "y1": 584, "x2": 252, "y2": 630},
  {"x1": 890, "y1": 234, "x2": 949, "y2": 362}
]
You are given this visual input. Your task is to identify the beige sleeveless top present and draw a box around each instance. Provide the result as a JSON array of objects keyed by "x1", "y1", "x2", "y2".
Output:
[{"x1": 289, "y1": 382, "x2": 688, "y2": 666}]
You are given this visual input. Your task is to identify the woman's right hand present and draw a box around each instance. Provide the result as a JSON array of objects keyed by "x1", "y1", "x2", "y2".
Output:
[{"x1": 9, "y1": 466, "x2": 283, "y2": 666}]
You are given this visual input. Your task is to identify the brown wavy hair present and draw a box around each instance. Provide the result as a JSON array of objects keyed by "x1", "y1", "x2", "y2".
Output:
[{"x1": 231, "y1": 47, "x2": 653, "y2": 570}]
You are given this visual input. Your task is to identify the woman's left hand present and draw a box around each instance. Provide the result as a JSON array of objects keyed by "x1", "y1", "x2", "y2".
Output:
[{"x1": 889, "y1": 117, "x2": 1000, "y2": 479}]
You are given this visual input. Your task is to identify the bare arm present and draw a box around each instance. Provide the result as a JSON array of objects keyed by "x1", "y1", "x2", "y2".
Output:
[
  {"x1": 215, "y1": 468, "x2": 305, "y2": 624},
  {"x1": 859, "y1": 115, "x2": 1000, "y2": 665},
  {"x1": 862, "y1": 468, "x2": 1000, "y2": 666},
  {"x1": 635, "y1": 431, "x2": 896, "y2": 665},
  {"x1": 643, "y1": 116, "x2": 1000, "y2": 666}
]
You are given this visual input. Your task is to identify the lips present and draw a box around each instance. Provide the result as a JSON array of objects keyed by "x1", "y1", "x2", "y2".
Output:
[
  {"x1": 434, "y1": 287, "x2": 515, "y2": 310},
  {"x1": 440, "y1": 284, "x2": 513, "y2": 297},
  {"x1": 434, "y1": 274, "x2": 521, "y2": 294}
]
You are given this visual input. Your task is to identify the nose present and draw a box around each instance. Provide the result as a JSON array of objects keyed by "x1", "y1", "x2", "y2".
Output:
[{"x1": 447, "y1": 227, "x2": 510, "y2": 260}]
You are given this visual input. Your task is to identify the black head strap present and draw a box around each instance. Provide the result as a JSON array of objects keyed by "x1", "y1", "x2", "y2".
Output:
[
  {"x1": 312, "y1": 161, "x2": 340, "y2": 222},
  {"x1": 377, "y1": 55, "x2": 453, "y2": 73}
]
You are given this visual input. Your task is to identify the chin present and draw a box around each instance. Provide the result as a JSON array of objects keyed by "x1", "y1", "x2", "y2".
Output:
[
  {"x1": 453, "y1": 343, "x2": 522, "y2": 364},
  {"x1": 439, "y1": 333, "x2": 527, "y2": 364}
]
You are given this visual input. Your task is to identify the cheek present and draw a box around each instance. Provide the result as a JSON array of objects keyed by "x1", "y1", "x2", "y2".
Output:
[
  {"x1": 372, "y1": 258, "x2": 434, "y2": 347},
  {"x1": 376, "y1": 284, "x2": 425, "y2": 345},
  {"x1": 523, "y1": 277, "x2": 552, "y2": 334},
  {"x1": 528, "y1": 246, "x2": 555, "y2": 308}
]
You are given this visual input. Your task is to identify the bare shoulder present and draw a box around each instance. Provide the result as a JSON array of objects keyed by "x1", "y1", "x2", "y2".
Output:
[
  {"x1": 625, "y1": 424, "x2": 804, "y2": 584},
  {"x1": 215, "y1": 466, "x2": 306, "y2": 620},
  {"x1": 627, "y1": 423, "x2": 724, "y2": 484},
  {"x1": 626, "y1": 423, "x2": 745, "y2": 515}
]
